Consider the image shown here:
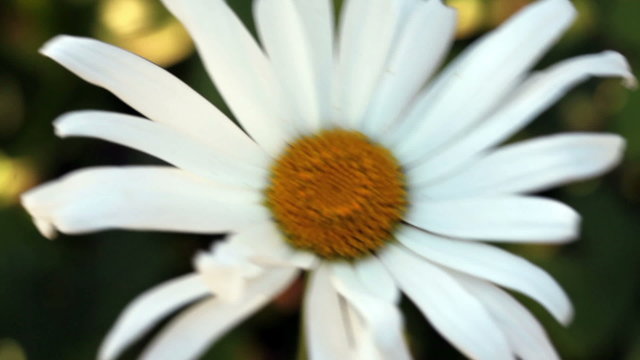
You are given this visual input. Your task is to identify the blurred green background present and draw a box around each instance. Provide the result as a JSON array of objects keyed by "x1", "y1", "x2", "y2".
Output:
[{"x1": 1, "y1": 0, "x2": 639, "y2": 359}]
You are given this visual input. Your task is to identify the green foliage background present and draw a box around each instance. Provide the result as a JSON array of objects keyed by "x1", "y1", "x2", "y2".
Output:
[{"x1": 0, "y1": 0, "x2": 639, "y2": 359}]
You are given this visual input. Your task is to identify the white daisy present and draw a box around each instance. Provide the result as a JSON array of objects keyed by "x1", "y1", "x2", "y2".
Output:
[{"x1": 22, "y1": 0, "x2": 635, "y2": 359}]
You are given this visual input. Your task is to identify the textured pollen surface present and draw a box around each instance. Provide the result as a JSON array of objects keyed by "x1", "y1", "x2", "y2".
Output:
[{"x1": 266, "y1": 129, "x2": 407, "y2": 259}]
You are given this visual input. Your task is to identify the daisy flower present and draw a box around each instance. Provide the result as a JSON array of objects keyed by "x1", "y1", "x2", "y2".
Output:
[{"x1": 22, "y1": 0, "x2": 635, "y2": 359}]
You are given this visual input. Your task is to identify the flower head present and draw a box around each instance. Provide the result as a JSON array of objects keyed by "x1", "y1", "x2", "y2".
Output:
[{"x1": 22, "y1": 0, "x2": 635, "y2": 359}]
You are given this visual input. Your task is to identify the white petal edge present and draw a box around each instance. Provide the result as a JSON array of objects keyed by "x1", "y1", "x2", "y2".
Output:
[
  {"x1": 380, "y1": 244, "x2": 513, "y2": 360},
  {"x1": 305, "y1": 265, "x2": 353, "y2": 360},
  {"x1": 40, "y1": 35, "x2": 263, "y2": 164},
  {"x1": 330, "y1": 262, "x2": 412, "y2": 360},
  {"x1": 452, "y1": 272, "x2": 561, "y2": 360},
  {"x1": 397, "y1": 225, "x2": 573, "y2": 324},
  {"x1": 99, "y1": 274, "x2": 209, "y2": 360},
  {"x1": 421, "y1": 133, "x2": 625, "y2": 198},
  {"x1": 140, "y1": 267, "x2": 299, "y2": 360},
  {"x1": 159, "y1": 0, "x2": 295, "y2": 156},
  {"x1": 21, "y1": 167, "x2": 269, "y2": 236},
  {"x1": 255, "y1": 0, "x2": 323, "y2": 132},
  {"x1": 334, "y1": 0, "x2": 402, "y2": 128},
  {"x1": 405, "y1": 196, "x2": 580, "y2": 243},
  {"x1": 409, "y1": 51, "x2": 636, "y2": 184},
  {"x1": 54, "y1": 111, "x2": 269, "y2": 188},
  {"x1": 363, "y1": 0, "x2": 457, "y2": 138},
  {"x1": 388, "y1": 0, "x2": 577, "y2": 164}
]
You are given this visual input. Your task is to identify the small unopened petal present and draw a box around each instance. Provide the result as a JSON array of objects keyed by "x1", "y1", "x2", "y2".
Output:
[{"x1": 194, "y1": 242, "x2": 263, "y2": 303}]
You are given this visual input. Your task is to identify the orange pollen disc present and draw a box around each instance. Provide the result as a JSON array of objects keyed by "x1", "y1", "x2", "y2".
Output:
[{"x1": 265, "y1": 129, "x2": 407, "y2": 260}]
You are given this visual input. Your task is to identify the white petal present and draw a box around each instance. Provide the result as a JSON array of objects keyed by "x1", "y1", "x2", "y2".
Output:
[
  {"x1": 396, "y1": 225, "x2": 573, "y2": 324},
  {"x1": 40, "y1": 35, "x2": 262, "y2": 164},
  {"x1": 140, "y1": 268, "x2": 298, "y2": 360},
  {"x1": 229, "y1": 221, "x2": 317, "y2": 270},
  {"x1": 422, "y1": 133, "x2": 625, "y2": 198},
  {"x1": 159, "y1": 0, "x2": 294, "y2": 156},
  {"x1": 353, "y1": 256, "x2": 400, "y2": 304},
  {"x1": 21, "y1": 167, "x2": 269, "y2": 236},
  {"x1": 334, "y1": 0, "x2": 403, "y2": 128},
  {"x1": 194, "y1": 241, "x2": 263, "y2": 304},
  {"x1": 380, "y1": 244, "x2": 512, "y2": 360},
  {"x1": 305, "y1": 265, "x2": 353, "y2": 360},
  {"x1": 410, "y1": 51, "x2": 635, "y2": 184},
  {"x1": 330, "y1": 262, "x2": 412, "y2": 360},
  {"x1": 54, "y1": 111, "x2": 268, "y2": 187},
  {"x1": 453, "y1": 273, "x2": 560, "y2": 360},
  {"x1": 255, "y1": 0, "x2": 323, "y2": 132},
  {"x1": 294, "y1": 0, "x2": 334, "y2": 128},
  {"x1": 388, "y1": 0, "x2": 577, "y2": 164},
  {"x1": 405, "y1": 196, "x2": 580, "y2": 243},
  {"x1": 363, "y1": 0, "x2": 457, "y2": 138},
  {"x1": 99, "y1": 274, "x2": 209, "y2": 360}
]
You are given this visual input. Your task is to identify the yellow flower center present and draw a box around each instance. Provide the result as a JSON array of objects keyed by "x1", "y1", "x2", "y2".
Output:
[{"x1": 265, "y1": 129, "x2": 407, "y2": 259}]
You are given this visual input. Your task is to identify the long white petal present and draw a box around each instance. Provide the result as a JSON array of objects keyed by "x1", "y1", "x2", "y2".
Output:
[
  {"x1": 397, "y1": 225, "x2": 573, "y2": 324},
  {"x1": 255, "y1": 0, "x2": 322, "y2": 132},
  {"x1": 21, "y1": 167, "x2": 269, "y2": 237},
  {"x1": 54, "y1": 111, "x2": 268, "y2": 187},
  {"x1": 405, "y1": 196, "x2": 580, "y2": 243},
  {"x1": 363, "y1": 0, "x2": 457, "y2": 138},
  {"x1": 422, "y1": 133, "x2": 625, "y2": 198},
  {"x1": 380, "y1": 244, "x2": 512, "y2": 360},
  {"x1": 40, "y1": 35, "x2": 261, "y2": 163},
  {"x1": 159, "y1": 0, "x2": 294, "y2": 156},
  {"x1": 334, "y1": 0, "x2": 402, "y2": 128},
  {"x1": 453, "y1": 273, "x2": 560, "y2": 360},
  {"x1": 305, "y1": 265, "x2": 353, "y2": 360},
  {"x1": 389, "y1": 0, "x2": 577, "y2": 164},
  {"x1": 294, "y1": 0, "x2": 334, "y2": 127},
  {"x1": 140, "y1": 268, "x2": 298, "y2": 360},
  {"x1": 330, "y1": 262, "x2": 412, "y2": 360},
  {"x1": 410, "y1": 51, "x2": 635, "y2": 184},
  {"x1": 99, "y1": 274, "x2": 209, "y2": 360}
]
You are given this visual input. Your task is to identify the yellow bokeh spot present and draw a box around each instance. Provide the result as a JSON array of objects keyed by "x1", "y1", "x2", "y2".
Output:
[
  {"x1": 96, "y1": 0, "x2": 194, "y2": 67},
  {"x1": 448, "y1": 0, "x2": 486, "y2": 39},
  {"x1": 0, "y1": 339, "x2": 27, "y2": 360},
  {"x1": 488, "y1": 0, "x2": 531, "y2": 26},
  {"x1": 0, "y1": 153, "x2": 38, "y2": 207}
]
